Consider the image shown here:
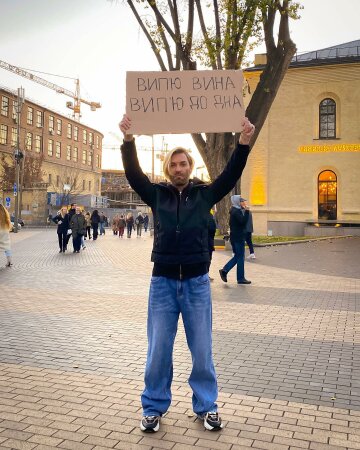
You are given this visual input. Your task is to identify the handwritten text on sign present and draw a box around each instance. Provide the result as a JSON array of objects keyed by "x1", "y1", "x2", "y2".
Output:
[{"x1": 126, "y1": 70, "x2": 244, "y2": 134}]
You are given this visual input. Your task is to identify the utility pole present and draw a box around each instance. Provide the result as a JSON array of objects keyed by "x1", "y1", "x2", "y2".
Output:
[{"x1": 14, "y1": 87, "x2": 25, "y2": 233}]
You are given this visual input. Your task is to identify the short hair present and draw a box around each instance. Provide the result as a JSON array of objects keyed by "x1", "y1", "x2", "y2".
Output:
[{"x1": 163, "y1": 147, "x2": 195, "y2": 181}]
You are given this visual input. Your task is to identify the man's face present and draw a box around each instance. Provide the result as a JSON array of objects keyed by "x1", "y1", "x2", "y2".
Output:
[
  {"x1": 168, "y1": 152, "x2": 191, "y2": 189},
  {"x1": 240, "y1": 201, "x2": 246, "y2": 208},
  {"x1": 75, "y1": 207, "x2": 81, "y2": 214}
]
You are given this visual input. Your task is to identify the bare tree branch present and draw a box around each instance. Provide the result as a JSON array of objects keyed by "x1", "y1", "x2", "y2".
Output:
[
  {"x1": 127, "y1": 0, "x2": 167, "y2": 70},
  {"x1": 213, "y1": 0, "x2": 222, "y2": 69},
  {"x1": 195, "y1": 0, "x2": 218, "y2": 69}
]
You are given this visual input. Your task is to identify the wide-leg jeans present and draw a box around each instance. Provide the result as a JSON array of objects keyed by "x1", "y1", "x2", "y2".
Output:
[
  {"x1": 222, "y1": 239, "x2": 246, "y2": 282},
  {"x1": 141, "y1": 274, "x2": 218, "y2": 417}
]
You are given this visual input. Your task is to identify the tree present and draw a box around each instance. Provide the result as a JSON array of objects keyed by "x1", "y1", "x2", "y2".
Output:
[
  {"x1": 122, "y1": 0, "x2": 300, "y2": 232},
  {"x1": 49, "y1": 165, "x2": 83, "y2": 206},
  {"x1": 0, "y1": 152, "x2": 45, "y2": 191}
]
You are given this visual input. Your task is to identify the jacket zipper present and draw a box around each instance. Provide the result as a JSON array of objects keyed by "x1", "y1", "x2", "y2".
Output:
[{"x1": 177, "y1": 191, "x2": 182, "y2": 280}]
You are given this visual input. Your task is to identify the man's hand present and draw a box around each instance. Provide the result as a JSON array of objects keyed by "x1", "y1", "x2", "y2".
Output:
[
  {"x1": 119, "y1": 115, "x2": 133, "y2": 142},
  {"x1": 239, "y1": 117, "x2": 255, "y2": 145}
]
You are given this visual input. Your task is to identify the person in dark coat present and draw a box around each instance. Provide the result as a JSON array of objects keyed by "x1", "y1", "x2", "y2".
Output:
[
  {"x1": 219, "y1": 196, "x2": 251, "y2": 284},
  {"x1": 52, "y1": 206, "x2": 70, "y2": 253},
  {"x1": 207, "y1": 211, "x2": 217, "y2": 280},
  {"x1": 126, "y1": 212, "x2": 134, "y2": 238},
  {"x1": 143, "y1": 213, "x2": 149, "y2": 232},
  {"x1": 90, "y1": 209, "x2": 100, "y2": 240},
  {"x1": 135, "y1": 212, "x2": 145, "y2": 237},
  {"x1": 70, "y1": 206, "x2": 86, "y2": 253}
]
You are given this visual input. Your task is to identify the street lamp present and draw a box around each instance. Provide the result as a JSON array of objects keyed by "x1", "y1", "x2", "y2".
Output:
[{"x1": 13, "y1": 87, "x2": 25, "y2": 233}]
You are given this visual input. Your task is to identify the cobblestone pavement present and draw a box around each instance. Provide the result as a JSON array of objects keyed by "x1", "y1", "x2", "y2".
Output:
[{"x1": 0, "y1": 229, "x2": 359, "y2": 450}]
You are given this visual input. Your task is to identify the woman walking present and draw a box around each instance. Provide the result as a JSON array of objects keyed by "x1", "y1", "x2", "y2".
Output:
[
  {"x1": 126, "y1": 212, "x2": 134, "y2": 238},
  {"x1": 112, "y1": 214, "x2": 120, "y2": 235},
  {"x1": 85, "y1": 211, "x2": 92, "y2": 239},
  {"x1": 118, "y1": 214, "x2": 126, "y2": 238},
  {"x1": 70, "y1": 206, "x2": 86, "y2": 253},
  {"x1": 0, "y1": 204, "x2": 12, "y2": 267},
  {"x1": 90, "y1": 209, "x2": 100, "y2": 240},
  {"x1": 52, "y1": 206, "x2": 70, "y2": 253}
]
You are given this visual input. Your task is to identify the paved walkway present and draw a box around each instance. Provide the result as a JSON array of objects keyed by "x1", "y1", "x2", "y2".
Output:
[{"x1": 0, "y1": 229, "x2": 359, "y2": 450}]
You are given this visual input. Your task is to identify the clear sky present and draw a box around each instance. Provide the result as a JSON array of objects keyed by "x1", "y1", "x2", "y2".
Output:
[{"x1": 0, "y1": 0, "x2": 359, "y2": 173}]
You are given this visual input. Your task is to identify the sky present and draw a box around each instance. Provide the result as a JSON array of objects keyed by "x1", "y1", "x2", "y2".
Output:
[{"x1": 0, "y1": 0, "x2": 359, "y2": 174}]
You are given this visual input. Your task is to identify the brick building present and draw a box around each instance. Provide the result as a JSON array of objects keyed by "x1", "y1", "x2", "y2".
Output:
[{"x1": 0, "y1": 86, "x2": 104, "y2": 220}]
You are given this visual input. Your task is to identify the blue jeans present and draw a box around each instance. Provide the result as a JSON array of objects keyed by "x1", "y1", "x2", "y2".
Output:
[
  {"x1": 99, "y1": 222, "x2": 105, "y2": 234},
  {"x1": 223, "y1": 239, "x2": 245, "y2": 281},
  {"x1": 142, "y1": 275, "x2": 218, "y2": 417}
]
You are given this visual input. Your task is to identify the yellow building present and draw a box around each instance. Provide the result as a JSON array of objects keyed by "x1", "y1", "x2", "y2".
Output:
[{"x1": 243, "y1": 40, "x2": 360, "y2": 236}]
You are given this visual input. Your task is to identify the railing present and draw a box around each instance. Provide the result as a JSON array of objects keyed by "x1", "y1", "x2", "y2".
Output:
[{"x1": 292, "y1": 45, "x2": 360, "y2": 63}]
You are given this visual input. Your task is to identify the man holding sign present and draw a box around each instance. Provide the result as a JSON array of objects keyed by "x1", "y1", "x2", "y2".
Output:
[{"x1": 119, "y1": 113, "x2": 254, "y2": 433}]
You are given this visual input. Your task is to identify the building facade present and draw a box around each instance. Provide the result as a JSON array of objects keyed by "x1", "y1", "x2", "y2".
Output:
[
  {"x1": 0, "y1": 86, "x2": 104, "y2": 220},
  {"x1": 242, "y1": 40, "x2": 360, "y2": 236}
]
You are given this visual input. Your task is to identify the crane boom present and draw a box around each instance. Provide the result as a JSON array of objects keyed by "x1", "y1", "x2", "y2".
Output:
[{"x1": 0, "y1": 59, "x2": 101, "y2": 120}]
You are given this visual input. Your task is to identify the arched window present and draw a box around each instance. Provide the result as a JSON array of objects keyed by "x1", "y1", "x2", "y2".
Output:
[
  {"x1": 318, "y1": 170, "x2": 337, "y2": 220},
  {"x1": 319, "y1": 98, "x2": 336, "y2": 139}
]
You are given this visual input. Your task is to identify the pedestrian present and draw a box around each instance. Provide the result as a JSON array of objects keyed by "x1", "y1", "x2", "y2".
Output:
[
  {"x1": 135, "y1": 211, "x2": 144, "y2": 237},
  {"x1": 81, "y1": 210, "x2": 87, "y2": 250},
  {"x1": 208, "y1": 210, "x2": 217, "y2": 281},
  {"x1": 70, "y1": 206, "x2": 86, "y2": 253},
  {"x1": 126, "y1": 212, "x2": 134, "y2": 238},
  {"x1": 118, "y1": 214, "x2": 126, "y2": 238},
  {"x1": 65, "y1": 203, "x2": 77, "y2": 248},
  {"x1": 52, "y1": 206, "x2": 70, "y2": 253},
  {"x1": 85, "y1": 212, "x2": 92, "y2": 239},
  {"x1": 143, "y1": 213, "x2": 149, "y2": 232},
  {"x1": 99, "y1": 211, "x2": 106, "y2": 235},
  {"x1": 112, "y1": 214, "x2": 120, "y2": 235},
  {"x1": 119, "y1": 113, "x2": 255, "y2": 433},
  {"x1": 243, "y1": 200, "x2": 255, "y2": 259},
  {"x1": 90, "y1": 209, "x2": 100, "y2": 240},
  {"x1": 0, "y1": 204, "x2": 13, "y2": 267},
  {"x1": 219, "y1": 196, "x2": 251, "y2": 285}
]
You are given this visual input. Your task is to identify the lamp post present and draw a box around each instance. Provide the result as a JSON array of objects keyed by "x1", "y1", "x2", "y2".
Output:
[{"x1": 13, "y1": 87, "x2": 25, "y2": 233}]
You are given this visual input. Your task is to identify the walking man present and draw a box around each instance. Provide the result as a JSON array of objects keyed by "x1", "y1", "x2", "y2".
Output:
[
  {"x1": 119, "y1": 114, "x2": 255, "y2": 433},
  {"x1": 219, "y1": 196, "x2": 252, "y2": 284}
]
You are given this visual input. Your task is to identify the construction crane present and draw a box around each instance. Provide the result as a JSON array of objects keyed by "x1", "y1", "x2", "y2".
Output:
[{"x1": 0, "y1": 59, "x2": 101, "y2": 121}]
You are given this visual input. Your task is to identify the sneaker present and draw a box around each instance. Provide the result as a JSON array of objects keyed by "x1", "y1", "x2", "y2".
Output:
[
  {"x1": 237, "y1": 279, "x2": 251, "y2": 284},
  {"x1": 219, "y1": 269, "x2": 227, "y2": 283},
  {"x1": 247, "y1": 253, "x2": 256, "y2": 259},
  {"x1": 140, "y1": 415, "x2": 160, "y2": 433},
  {"x1": 200, "y1": 412, "x2": 223, "y2": 431}
]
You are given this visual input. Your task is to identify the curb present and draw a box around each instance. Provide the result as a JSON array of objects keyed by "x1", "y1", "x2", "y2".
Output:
[{"x1": 215, "y1": 234, "x2": 355, "y2": 250}]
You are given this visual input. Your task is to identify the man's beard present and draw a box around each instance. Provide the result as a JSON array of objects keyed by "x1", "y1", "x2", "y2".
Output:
[{"x1": 169, "y1": 174, "x2": 189, "y2": 188}]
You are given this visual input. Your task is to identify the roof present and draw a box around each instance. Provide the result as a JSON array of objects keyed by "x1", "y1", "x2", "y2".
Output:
[{"x1": 245, "y1": 40, "x2": 360, "y2": 72}]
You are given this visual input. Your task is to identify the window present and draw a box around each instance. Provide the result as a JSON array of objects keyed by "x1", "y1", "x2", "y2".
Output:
[
  {"x1": 82, "y1": 179, "x2": 85, "y2": 190},
  {"x1": 27, "y1": 107, "x2": 34, "y2": 125},
  {"x1": 36, "y1": 111, "x2": 43, "y2": 128},
  {"x1": 88, "y1": 180, "x2": 91, "y2": 191},
  {"x1": 1, "y1": 96, "x2": 9, "y2": 116},
  {"x1": 87, "y1": 151, "x2": 92, "y2": 166},
  {"x1": 48, "y1": 173, "x2": 52, "y2": 184},
  {"x1": 83, "y1": 129, "x2": 87, "y2": 144},
  {"x1": 35, "y1": 135, "x2": 42, "y2": 153},
  {"x1": 55, "y1": 142, "x2": 61, "y2": 158},
  {"x1": 49, "y1": 115, "x2": 54, "y2": 132},
  {"x1": 56, "y1": 175, "x2": 60, "y2": 187},
  {"x1": 96, "y1": 179, "x2": 100, "y2": 191},
  {"x1": 66, "y1": 145, "x2": 71, "y2": 160},
  {"x1": 82, "y1": 149, "x2": 86, "y2": 164},
  {"x1": 0, "y1": 124, "x2": 8, "y2": 144},
  {"x1": 96, "y1": 154, "x2": 101, "y2": 168},
  {"x1": 56, "y1": 118, "x2": 62, "y2": 135},
  {"x1": 12, "y1": 100, "x2": 18, "y2": 120},
  {"x1": 74, "y1": 126, "x2": 78, "y2": 141},
  {"x1": 48, "y1": 139, "x2": 54, "y2": 156},
  {"x1": 96, "y1": 135, "x2": 99, "y2": 149},
  {"x1": 67, "y1": 123, "x2": 72, "y2": 139},
  {"x1": 318, "y1": 170, "x2": 337, "y2": 220},
  {"x1": 73, "y1": 147, "x2": 78, "y2": 162},
  {"x1": 11, "y1": 127, "x2": 18, "y2": 146},
  {"x1": 319, "y1": 98, "x2": 336, "y2": 139},
  {"x1": 89, "y1": 132, "x2": 93, "y2": 145},
  {"x1": 26, "y1": 132, "x2": 33, "y2": 151}
]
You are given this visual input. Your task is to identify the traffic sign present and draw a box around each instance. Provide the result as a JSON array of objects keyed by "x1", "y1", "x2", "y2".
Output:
[
  {"x1": 5, "y1": 197, "x2": 11, "y2": 202},
  {"x1": 13, "y1": 183, "x2": 17, "y2": 193},
  {"x1": 14, "y1": 192, "x2": 17, "y2": 197},
  {"x1": 5, "y1": 201, "x2": 10, "y2": 208}
]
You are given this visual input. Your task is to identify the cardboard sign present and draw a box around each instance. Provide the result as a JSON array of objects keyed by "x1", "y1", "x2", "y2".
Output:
[{"x1": 126, "y1": 70, "x2": 245, "y2": 134}]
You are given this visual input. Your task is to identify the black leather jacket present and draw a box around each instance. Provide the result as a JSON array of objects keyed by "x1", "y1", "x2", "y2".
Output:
[{"x1": 121, "y1": 139, "x2": 250, "y2": 267}]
